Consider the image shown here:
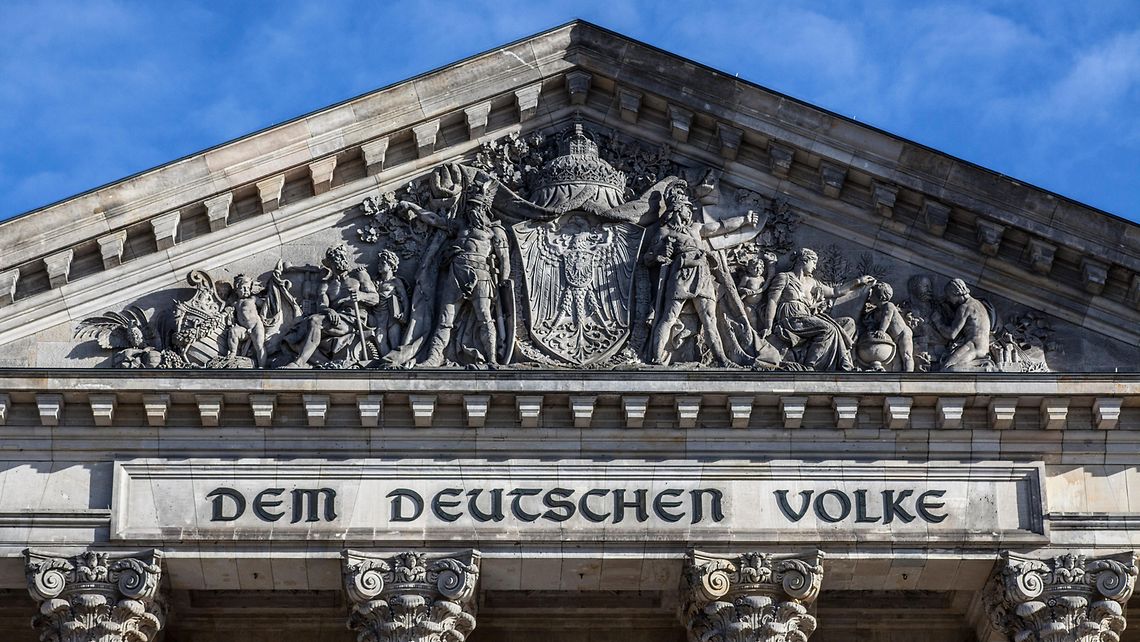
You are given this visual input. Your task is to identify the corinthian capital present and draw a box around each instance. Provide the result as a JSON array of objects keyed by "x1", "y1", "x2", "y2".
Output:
[
  {"x1": 342, "y1": 549, "x2": 481, "y2": 642},
  {"x1": 984, "y1": 551, "x2": 1138, "y2": 642},
  {"x1": 24, "y1": 548, "x2": 165, "y2": 642},
  {"x1": 680, "y1": 549, "x2": 825, "y2": 642}
]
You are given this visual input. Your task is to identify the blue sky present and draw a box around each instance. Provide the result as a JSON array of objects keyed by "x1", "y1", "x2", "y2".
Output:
[{"x1": 2, "y1": 1, "x2": 1139, "y2": 221}]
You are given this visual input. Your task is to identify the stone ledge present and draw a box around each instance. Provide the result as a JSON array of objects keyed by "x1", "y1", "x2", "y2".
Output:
[
  {"x1": 0, "y1": 371, "x2": 1134, "y2": 431},
  {"x1": 2, "y1": 33, "x2": 1138, "y2": 341}
]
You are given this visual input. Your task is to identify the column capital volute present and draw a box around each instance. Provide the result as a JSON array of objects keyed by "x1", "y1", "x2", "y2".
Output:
[
  {"x1": 24, "y1": 548, "x2": 166, "y2": 642},
  {"x1": 683, "y1": 549, "x2": 825, "y2": 605},
  {"x1": 342, "y1": 549, "x2": 481, "y2": 642},
  {"x1": 984, "y1": 550, "x2": 1138, "y2": 642},
  {"x1": 680, "y1": 549, "x2": 825, "y2": 642}
]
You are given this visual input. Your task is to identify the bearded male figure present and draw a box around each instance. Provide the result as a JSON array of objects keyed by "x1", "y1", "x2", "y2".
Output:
[
  {"x1": 644, "y1": 180, "x2": 760, "y2": 366},
  {"x1": 399, "y1": 181, "x2": 512, "y2": 367},
  {"x1": 284, "y1": 244, "x2": 379, "y2": 367}
]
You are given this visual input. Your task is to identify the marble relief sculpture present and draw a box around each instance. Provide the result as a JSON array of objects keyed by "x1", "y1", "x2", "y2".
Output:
[
  {"x1": 74, "y1": 123, "x2": 1056, "y2": 373},
  {"x1": 759, "y1": 248, "x2": 875, "y2": 372},
  {"x1": 856, "y1": 282, "x2": 915, "y2": 372},
  {"x1": 935, "y1": 278, "x2": 993, "y2": 372},
  {"x1": 644, "y1": 180, "x2": 763, "y2": 367},
  {"x1": 370, "y1": 249, "x2": 409, "y2": 359},
  {"x1": 282, "y1": 244, "x2": 379, "y2": 367},
  {"x1": 395, "y1": 180, "x2": 513, "y2": 368}
]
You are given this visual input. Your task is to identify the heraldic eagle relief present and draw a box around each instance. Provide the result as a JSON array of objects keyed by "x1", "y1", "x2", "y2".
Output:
[{"x1": 75, "y1": 123, "x2": 1058, "y2": 373}]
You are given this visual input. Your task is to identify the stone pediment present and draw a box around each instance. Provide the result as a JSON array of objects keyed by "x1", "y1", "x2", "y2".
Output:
[{"x1": 1, "y1": 21, "x2": 1137, "y2": 373}]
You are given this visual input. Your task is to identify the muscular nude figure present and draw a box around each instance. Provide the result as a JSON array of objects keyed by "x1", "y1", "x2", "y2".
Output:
[
  {"x1": 285, "y1": 244, "x2": 379, "y2": 367},
  {"x1": 935, "y1": 278, "x2": 991, "y2": 371},
  {"x1": 401, "y1": 182, "x2": 511, "y2": 367}
]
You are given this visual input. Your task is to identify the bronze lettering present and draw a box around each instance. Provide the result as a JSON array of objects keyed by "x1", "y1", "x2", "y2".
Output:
[
  {"x1": 207, "y1": 487, "x2": 245, "y2": 522},
  {"x1": 387, "y1": 488, "x2": 424, "y2": 522}
]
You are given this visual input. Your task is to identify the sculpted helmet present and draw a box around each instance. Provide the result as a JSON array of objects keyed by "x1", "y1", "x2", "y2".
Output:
[
  {"x1": 664, "y1": 180, "x2": 690, "y2": 209},
  {"x1": 465, "y1": 179, "x2": 496, "y2": 209}
]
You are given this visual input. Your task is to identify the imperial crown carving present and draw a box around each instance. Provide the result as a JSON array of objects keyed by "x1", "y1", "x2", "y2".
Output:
[
  {"x1": 983, "y1": 551, "x2": 1138, "y2": 642},
  {"x1": 342, "y1": 549, "x2": 481, "y2": 642},
  {"x1": 680, "y1": 549, "x2": 825, "y2": 642},
  {"x1": 24, "y1": 549, "x2": 165, "y2": 642},
  {"x1": 70, "y1": 121, "x2": 1066, "y2": 375}
]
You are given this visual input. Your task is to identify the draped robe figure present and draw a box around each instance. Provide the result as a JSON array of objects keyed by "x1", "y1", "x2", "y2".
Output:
[{"x1": 760, "y1": 248, "x2": 875, "y2": 371}]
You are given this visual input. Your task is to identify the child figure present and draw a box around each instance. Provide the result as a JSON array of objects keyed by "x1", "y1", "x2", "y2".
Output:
[
  {"x1": 858, "y1": 281, "x2": 915, "y2": 371},
  {"x1": 227, "y1": 274, "x2": 269, "y2": 367},
  {"x1": 372, "y1": 250, "x2": 410, "y2": 358},
  {"x1": 736, "y1": 251, "x2": 777, "y2": 340}
]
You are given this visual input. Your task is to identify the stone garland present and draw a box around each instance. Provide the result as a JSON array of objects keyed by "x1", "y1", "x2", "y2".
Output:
[{"x1": 74, "y1": 124, "x2": 1054, "y2": 373}]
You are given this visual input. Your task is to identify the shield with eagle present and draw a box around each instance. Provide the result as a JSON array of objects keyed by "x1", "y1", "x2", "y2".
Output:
[{"x1": 513, "y1": 214, "x2": 644, "y2": 366}]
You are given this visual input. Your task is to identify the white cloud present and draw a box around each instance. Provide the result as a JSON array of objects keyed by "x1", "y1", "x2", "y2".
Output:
[{"x1": 1035, "y1": 29, "x2": 1140, "y2": 122}]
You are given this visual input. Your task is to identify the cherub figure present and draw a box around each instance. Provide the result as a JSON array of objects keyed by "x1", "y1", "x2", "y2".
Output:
[
  {"x1": 225, "y1": 273, "x2": 271, "y2": 367},
  {"x1": 372, "y1": 249, "x2": 410, "y2": 358},
  {"x1": 857, "y1": 281, "x2": 915, "y2": 371},
  {"x1": 736, "y1": 251, "x2": 778, "y2": 335}
]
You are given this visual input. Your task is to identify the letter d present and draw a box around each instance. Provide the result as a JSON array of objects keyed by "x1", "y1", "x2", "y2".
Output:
[{"x1": 387, "y1": 489, "x2": 424, "y2": 522}]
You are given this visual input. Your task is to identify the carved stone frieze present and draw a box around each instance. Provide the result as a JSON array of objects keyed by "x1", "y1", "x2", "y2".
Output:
[
  {"x1": 342, "y1": 549, "x2": 480, "y2": 642},
  {"x1": 71, "y1": 122, "x2": 1066, "y2": 373},
  {"x1": 24, "y1": 548, "x2": 165, "y2": 642},
  {"x1": 680, "y1": 549, "x2": 824, "y2": 642},
  {"x1": 983, "y1": 551, "x2": 1137, "y2": 642}
]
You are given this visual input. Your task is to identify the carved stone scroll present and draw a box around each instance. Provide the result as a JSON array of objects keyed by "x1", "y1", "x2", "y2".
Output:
[
  {"x1": 70, "y1": 123, "x2": 1068, "y2": 374},
  {"x1": 680, "y1": 549, "x2": 824, "y2": 642},
  {"x1": 24, "y1": 548, "x2": 166, "y2": 642},
  {"x1": 982, "y1": 551, "x2": 1137, "y2": 642},
  {"x1": 343, "y1": 549, "x2": 481, "y2": 642}
]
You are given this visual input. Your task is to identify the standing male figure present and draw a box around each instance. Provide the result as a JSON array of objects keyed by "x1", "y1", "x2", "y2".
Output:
[
  {"x1": 644, "y1": 180, "x2": 758, "y2": 366},
  {"x1": 400, "y1": 180, "x2": 512, "y2": 367}
]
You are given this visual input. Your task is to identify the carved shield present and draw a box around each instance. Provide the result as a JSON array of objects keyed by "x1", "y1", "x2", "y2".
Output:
[{"x1": 513, "y1": 215, "x2": 644, "y2": 366}]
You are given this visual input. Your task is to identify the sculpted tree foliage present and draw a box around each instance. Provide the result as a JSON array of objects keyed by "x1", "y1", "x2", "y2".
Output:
[{"x1": 73, "y1": 123, "x2": 1057, "y2": 373}]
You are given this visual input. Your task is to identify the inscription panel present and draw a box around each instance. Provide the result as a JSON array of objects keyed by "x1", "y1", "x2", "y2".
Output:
[{"x1": 111, "y1": 459, "x2": 1046, "y2": 545}]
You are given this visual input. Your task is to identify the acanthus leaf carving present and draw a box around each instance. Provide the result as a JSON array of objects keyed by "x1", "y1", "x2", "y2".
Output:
[
  {"x1": 680, "y1": 549, "x2": 824, "y2": 642},
  {"x1": 343, "y1": 550, "x2": 480, "y2": 642},
  {"x1": 983, "y1": 551, "x2": 1137, "y2": 642},
  {"x1": 24, "y1": 549, "x2": 165, "y2": 642}
]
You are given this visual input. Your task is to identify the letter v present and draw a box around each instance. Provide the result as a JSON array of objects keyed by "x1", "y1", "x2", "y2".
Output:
[{"x1": 775, "y1": 490, "x2": 813, "y2": 521}]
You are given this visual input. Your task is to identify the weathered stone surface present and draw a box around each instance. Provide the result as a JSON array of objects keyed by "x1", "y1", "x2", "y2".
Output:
[
  {"x1": 343, "y1": 549, "x2": 480, "y2": 642},
  {"x1": 111, "y1": 459, "x2": 1045, "y2": 545},
  {"x1": 48, "y1": 119, "x2": 1095, "y2": 375},
  {"x1": 0, "y1": 21, "x2": 1137, "y2": 642},
  {"x1": 25, "y1": 549, "x2": 165, "y2": 642},
  {"x1": 982, "y1": 551, "x2": 1137, "y2": 642},
  {"x1": 680, "y1": 549, "x2": 824, "y2": 642}
]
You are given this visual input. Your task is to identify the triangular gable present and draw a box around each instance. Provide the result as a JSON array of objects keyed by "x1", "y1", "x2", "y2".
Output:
[{"x1": 0, "y1": 21, "x2": 1135, "y2": 372}]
